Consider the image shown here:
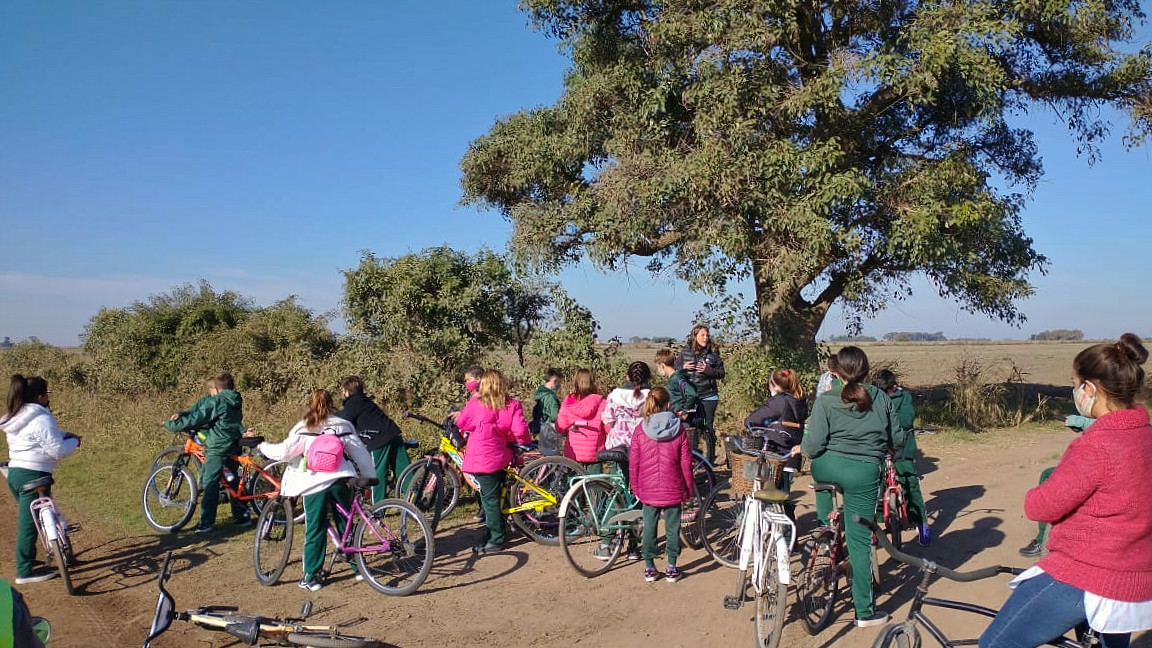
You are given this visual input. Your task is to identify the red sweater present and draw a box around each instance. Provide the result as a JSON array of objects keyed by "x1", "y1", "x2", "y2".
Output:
[{"x1": 1027, "y1": 407, "x2": 1152, "y2": 601}]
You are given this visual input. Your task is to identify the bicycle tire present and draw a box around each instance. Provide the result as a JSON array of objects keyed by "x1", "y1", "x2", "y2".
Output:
[
  {"x1": 52, "y1": 537, "x2": 74, "y2": 595},
  {"x1": 559, "y1": 479, "x2": 626, "y2": 577},
  {"x1": 753, "y1": 535, "x2": 787, "y2": 648},
  {"x1": 797, "y1": 537, "x2": 838, "y2": 635},
  {"x1": 870, "y1": 623, "x2": 917, "y2": 648},
  {"x1": 439, "y1": 467, "x2": 461, "y2": 517},
  {"x1": 354, "y1": 499, "x2": 434, "y2": 596},
  {"x1": 259, "y1": 461, "x2": 306, "y2": 524},
  {"x1": 149, "y1": 445, "x2": 203, "y2": 483},
  {"x1": 243, "y1": 461, "x2": 283, "y2": 519},
  {"x1": 680, "y1": 453, "x2": 715, "y2": 550},
  {"x1": 699, "y1": 485, "x2": 741, "y2": 569},
  {"x1": 285, "y1": 631, "x2": 382, "y2": 648},
  {"x1": 508, "y1": 456, "x2": 585, "y2": 546},
  {"x1": 142, "y1": 464, "x2": 199, "y2": 533},
  {"x1": 253, "y1": 497, "x2": 295, "y2": 585},
  {"x1": 394, "y1": 459, "x2": 445, "y2": 531},
  {"x1": 885, "y1": 492, "x2": 903, "y2": 552}
]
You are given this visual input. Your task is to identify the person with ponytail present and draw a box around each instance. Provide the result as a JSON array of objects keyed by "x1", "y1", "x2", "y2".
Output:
[
  {"x1": 1, "y1": 375, "x2": 80, "y2": 585},
  {"x1": 598, "y1": 361, "x2": 653, "y2": 561},
  {"x1": 258, "y1": 389, "x2": 374, "y2": 592},
  {"x1": 800, "y1": 347, "x2": 904, "y2": 628},
  {"x1": 744, "y1": 368, "x2": 809, "y2": 497},
  {"x1": 980, "y1": 334, "x2": 1152, "y2": 648}
]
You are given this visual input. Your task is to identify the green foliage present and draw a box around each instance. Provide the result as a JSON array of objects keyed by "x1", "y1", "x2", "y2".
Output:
[
  {"x1": 717, "y1": 342, "x2": 822, "y2": 432},
  {"x1": 0, "y1": 342, "x2": 91, "y2": 390},
  {"x1": 883, "y1": 332, "x2": 948, "y2": 342},
  {"x1": 1030, "y1": 329, "x2": 1084, "y2": 341},
  {"x1": 464, "y1": 0, "x2": 1152, "y2": 357}
]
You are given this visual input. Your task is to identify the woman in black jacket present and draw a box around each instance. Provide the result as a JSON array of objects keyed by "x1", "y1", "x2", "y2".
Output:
[
  {"x1": 336, "y1": 376, "x2": 407, "y2": 502},
  {"x1": 675, "y1": 324, "x2": 725, "y2": 463}
]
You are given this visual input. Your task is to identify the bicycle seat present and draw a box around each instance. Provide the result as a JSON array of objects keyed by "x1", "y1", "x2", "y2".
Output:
[
  {"x1": 224, "y1": 618, "x2": 260, "y2": 645},
  {"x1": 351, "y1": 477, "x2": 379, "y2": 490},
  {"x1": 239, "y1": 436, "x2": 265, "y2": 448},
  {"x1": 811, "y1": 482, "x2": 843, "y2": 494},
  {"x1": 21, "y1": 476, "x2": 54, "y2": 493},
  {"x1": 753, "y1": 487, "x2": 793, "y2": 502},
  {"x1": 596, "y1": 450, "x2": 629, "y2": 464},
  {"x1": 403, "y1": 439, "x2": 420, "y2": 448}
]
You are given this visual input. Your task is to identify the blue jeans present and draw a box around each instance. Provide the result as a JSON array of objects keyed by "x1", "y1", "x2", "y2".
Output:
[{"x1": 979, "y1": 572, "x2": 1130, "y2": 648}]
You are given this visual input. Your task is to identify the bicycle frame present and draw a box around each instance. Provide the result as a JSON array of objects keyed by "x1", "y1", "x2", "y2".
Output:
[
  {"x1": 879, "y1": 453, "x2": 907, "y2": 528},
  {"x1": 323, "y1": 492, "x2": 397, "y2": 558},
  {"x1": 166, "y1": 432, "x2": 283, "y2": 505},
  {"x1": 558, "y1": 472, "x2": 640, "y2": 534}
]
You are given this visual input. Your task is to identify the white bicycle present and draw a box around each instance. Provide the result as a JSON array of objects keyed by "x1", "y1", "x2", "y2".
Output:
[{"x1": 2, "y1": 462, "x2": 78, "y2": 595}]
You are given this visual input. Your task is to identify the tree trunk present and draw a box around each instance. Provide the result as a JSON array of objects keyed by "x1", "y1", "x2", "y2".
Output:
[{"x1": 752, "y1": 259, "x2": 830, "y2": 365}]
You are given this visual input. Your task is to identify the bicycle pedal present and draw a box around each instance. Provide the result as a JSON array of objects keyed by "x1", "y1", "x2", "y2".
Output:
[
  {"x1": 722, "y1": 596, "x2": 743, "y2": 610},
  {"x1": 65, "y1": 524, "x2": 82, "y2": 534}
]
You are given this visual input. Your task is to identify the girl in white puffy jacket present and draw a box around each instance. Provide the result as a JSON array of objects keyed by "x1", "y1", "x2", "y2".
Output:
[{"x1": 1, "y1": 375, "x2": 80, "y2": 584}]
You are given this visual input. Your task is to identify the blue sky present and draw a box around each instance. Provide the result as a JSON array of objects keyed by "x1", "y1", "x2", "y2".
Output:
[{"x1": 2, "y1": 2, "x2": 1150, "y2": 347}]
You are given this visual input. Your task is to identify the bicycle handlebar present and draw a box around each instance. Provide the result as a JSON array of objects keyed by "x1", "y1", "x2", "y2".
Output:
[
  {"x1": 726, "y1": 435, "x2": 792, "y2": 463},
  {"x1": 853, "y1": 514, "x2": 1021, "y2": 582},
  {"x1": 404, "y1": 411, "x2": 445, "y2": 429}
]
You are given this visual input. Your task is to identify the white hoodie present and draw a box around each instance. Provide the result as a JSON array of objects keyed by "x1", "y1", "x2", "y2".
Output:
[
  {"x1": 0, "y1": 404, "x2": 79, "y2": 473},
  {"x1": 258, "y1": 415, "x2": 375, "y2": 498}
]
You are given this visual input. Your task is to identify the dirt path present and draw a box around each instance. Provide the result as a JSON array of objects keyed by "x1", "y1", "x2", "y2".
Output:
[{"x1": 5, "y1": 427, "x2": 1149, "y2": 648}]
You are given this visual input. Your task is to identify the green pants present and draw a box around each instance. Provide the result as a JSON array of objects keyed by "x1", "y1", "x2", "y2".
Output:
[
  {"x1": 302, "y1": 482, "x2": 352, "y2": 580},
  {"x1": 641, "y1": 504, "x2": 682, "y2": 568},
  {"x1": 199, "y1": 453, "x2": 247, "y2": 528},
  {"x1": 6, "y1": 467, "x2": 50, "y2": 577},
  {"x1": 894, "y1": 457, "x2": 927, "y2": 526},
  {"x1": 1032, "y1": 467, "x2": 1056, "y2": 543},
  {"x1": 811, "y1": 453, "x2": 881, "y2": 620},
  {"x1": 372, "y1": 437, "x2": 412, "y2": 502},
  {"x1": 475, "y1": 472, "x2": 506, "y2": 545}
]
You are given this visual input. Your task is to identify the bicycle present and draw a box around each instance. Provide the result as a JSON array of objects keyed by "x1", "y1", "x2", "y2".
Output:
[
  {"x1": 558, "y1": 449, "x2": 643, "y2": 577},
  {"x1": 398, "y1": 411, "x2": 585, "y2": 544},
  {"x1": 253, "y1": 477, "x2": 434, "y2": 596},
  {"x1": 857, "y1": 515, "x2": 1098, "y2": 648},
  {"x1": 795, "y1": 481, "x2": 881, "y2": 634},
  {"x1": 1, "y1": 462, "x2": 78, "y2": 595},
  {"x1": 145, "y1": 550, "x2": 386, "y2": 648},
  {"x1": 878, "y1": 450, "x2": 908, "y2": 551},
  {"x1": 142, "y1": 430, "x2": 291, "y2": 532},
  {"x1": 710, "y1": 437, "x2": 796, "y2": 648}
]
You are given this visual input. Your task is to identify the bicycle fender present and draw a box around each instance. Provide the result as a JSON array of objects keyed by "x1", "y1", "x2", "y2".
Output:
[{"x1": 557, "y1": 481, "x2": 584, "y2": 518}]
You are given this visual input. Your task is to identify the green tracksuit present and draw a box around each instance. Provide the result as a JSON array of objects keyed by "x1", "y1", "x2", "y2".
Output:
[
  {"x1": 165, "y1": 390, "x2": 247, "y2": 528},
  {"x1": 888, "y1": 389, "x2": 927, "y2": 526}
]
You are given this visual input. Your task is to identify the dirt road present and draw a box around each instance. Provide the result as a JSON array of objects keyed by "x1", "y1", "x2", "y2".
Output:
[{"x1": 5, "y1": 426, "x2": 1149, "y2": 648}]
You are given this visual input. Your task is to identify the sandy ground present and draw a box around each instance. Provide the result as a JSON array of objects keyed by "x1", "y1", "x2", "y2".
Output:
[{"x1": 5, "y1": 425, "x2": 1149, "y2": 648}]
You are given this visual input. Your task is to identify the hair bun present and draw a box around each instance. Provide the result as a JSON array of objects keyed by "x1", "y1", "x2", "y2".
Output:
[{"x1": 1118, "y1": 333, "x2": 1149, "y2": 366}]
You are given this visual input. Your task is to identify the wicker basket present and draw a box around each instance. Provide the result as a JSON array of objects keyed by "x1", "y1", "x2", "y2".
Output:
[{"x1": 726, "y1": 437, "x2": 786, "y2": 496}]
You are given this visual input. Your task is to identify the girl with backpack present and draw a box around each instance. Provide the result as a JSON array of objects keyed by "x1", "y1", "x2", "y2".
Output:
[
  {"x1": 555, "y1": 368, "x2": 607, "y2": 470},
  {"x1": 455, "y1": 369, "x2": 531, "y2": 555},
  {"x1": 258, "y1": 389, "x2": 374, "y2": 592}
]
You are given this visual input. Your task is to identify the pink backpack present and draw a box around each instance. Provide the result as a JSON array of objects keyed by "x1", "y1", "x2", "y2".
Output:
[{"x1": 304, "y1": 427, "x2": 348, "y2": 473}]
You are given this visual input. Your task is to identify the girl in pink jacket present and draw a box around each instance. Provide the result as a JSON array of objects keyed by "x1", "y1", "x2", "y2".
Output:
[
  {"x1": 555, "y1": 369, "x2": 608, "y2": 467},
  {"x1": 629, "y1": 387, "x2": 694, "y2": 583},
  {"x1": 455, "y1": 369, "x2": 531, "y2": 555}
]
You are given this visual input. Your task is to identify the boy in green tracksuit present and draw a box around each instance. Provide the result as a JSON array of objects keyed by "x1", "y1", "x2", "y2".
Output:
[
  {"x1": 165, "y1": 372, "x2": 247, "y2": 532},
  {"x1": 530, "y1": 368, "x2": 563, "y2": 437},
  {"x1": 655, "y1": 348, "x2": 699, "y2": 424},
  {"x1": 873, "y1": 370, "x2": 930, "y2": 546}
]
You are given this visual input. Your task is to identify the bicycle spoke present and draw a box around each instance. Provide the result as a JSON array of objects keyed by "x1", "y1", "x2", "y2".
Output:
[{"x1": 354, "y1": 499, "x2": 434, "y2": 596}]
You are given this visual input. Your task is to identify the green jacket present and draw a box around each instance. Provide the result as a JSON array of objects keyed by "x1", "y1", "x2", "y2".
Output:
[
  {"x1": 530, "y1": 385, "x2": 561, "y2": 435},
  {"x1": 801, "y1": 383, "x2": 904, "y2": 464},
  {"x1": 888, "y1": 388, "x2": 918, "y2": 459},
  {"x1": 665, "y1": 369, "x2": 699, "y2": 415},
  {"x1": 164, "y1": 390, "x2": 245, "y2": 456}
]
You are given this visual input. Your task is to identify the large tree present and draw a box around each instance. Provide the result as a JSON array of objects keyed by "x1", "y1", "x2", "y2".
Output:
[{"x1": 461, "y1": 0, "x2": 1152, "y2": 355}]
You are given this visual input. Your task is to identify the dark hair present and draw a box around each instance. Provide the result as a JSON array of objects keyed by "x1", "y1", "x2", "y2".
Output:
[
  {"x1": 465, "y1": 365, "x2": 485, "y2": 381},
  {"x1": 772, "y1": 368, "x2": 804, "y2": 400},
  {"x1": 341, "y1": 375, "x2": 365, "y2": 395},
  {"x1": 1073, "y1": 333, "x2": 1148, "y2": 409},
  {"x1": 213, "y1": 372, "x2": 235, "y2": 391},
  {"x1": 688, "y1": 324, "x2": 715, "y2": 355},
  {"x1": 654, "y1": 348, "x2": 676, "y2": 367},
  {"x1": 626, "y1": 361, "x2": 652, "y2": 399},
  {"x1": 7, "y1": 375, "x2": 48, "y2": 418},
  {"x1": 835, "y1": 347, "x2": 872, "y2": 412},
  {"x1": 872, "y1": 369, "x2": 898, "y2": 395},
  {"x1": 643, "y1": 386, "x2": 672, "y2": 417},
  {"x1": 545, "y1": 368, "x2": 563, "y2": 382}
]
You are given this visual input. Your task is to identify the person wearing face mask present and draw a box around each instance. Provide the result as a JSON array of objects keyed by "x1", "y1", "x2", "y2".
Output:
[{"x1": 980, "y1": 333, "x2": 1152, "y2": 648}]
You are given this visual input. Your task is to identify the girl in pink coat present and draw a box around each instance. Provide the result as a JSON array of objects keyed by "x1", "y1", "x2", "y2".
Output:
[
  {"x1": 629, "y1": 387, "x2": 694, "y2": 583},
  {"x1": 456, "y1": 369, "x2": 531, "y2": 554},
  {"x1": 555, "y1": 369, "x2": 608, "y2": 467}
]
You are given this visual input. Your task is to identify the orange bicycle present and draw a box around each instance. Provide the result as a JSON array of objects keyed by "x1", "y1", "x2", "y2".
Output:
[{"x1": 142, "y1": 429, "x2": 290, "y2": 533}]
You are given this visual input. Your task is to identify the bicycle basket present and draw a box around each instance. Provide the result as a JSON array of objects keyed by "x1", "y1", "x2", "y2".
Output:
[{"x1": 725, "y1": 437, "x2": 785, "y2": 496}]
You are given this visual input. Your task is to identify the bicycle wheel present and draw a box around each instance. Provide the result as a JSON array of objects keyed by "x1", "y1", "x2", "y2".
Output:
[
  {"x1": 253, "y1": 497, "x2": 295, "y2": 585},
  {"x1": 243, "y1": 461, "x2": 283, "y2": 519},
  {"x1": 560, "y1": 479, "x2": 627, "y2": 577},
  {"x1": 256, "y1": 461, "x2": 306, "y2": 524},
  {"x1": 680, "y1": 453, "x2": 715, "y2": 550},
  {"x1": 870, "y1": 623, "x2": 917, "y2": 648},
  {"x1": 354, "y1": 499, "x2": 434, "y2": 596},
  {"x1": 142, "y1": 465, "x2": 199, "y2": 533},
  {"x1": 285, "y1": 631, "x2": 382, "y2": 648},
  {"x1": 885, "y1": 491, "x2": 903, "y2": 551},
  {"x1": 439, "y1": 467, "x2": 461, "y2": 517},
  {"x1": 700, "y1": 485, "x2": 742, "y2": 569},
  {"x1": 52, "y1": 537, "x2": 74, "y2": 595},
  {"x1": 753, "y1": 536, "x2": 787, "y2": 648},
  {"x1": 797, "y1": 536, "x2": 838, "y2": 635},
  {"x1": 395, "y1": 459, "x2": 445, "y2": 531},
  {"x1": 149, "y1": 446, "x2": 202, "y2": 483},
  {"x1": 509, "y1": 456, "x2": 584, "y2": 545}
]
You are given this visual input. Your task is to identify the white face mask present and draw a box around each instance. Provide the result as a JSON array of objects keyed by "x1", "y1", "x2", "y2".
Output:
[{"x1": 1073, "y1": 382, "x2": 1096, "y2": 418}]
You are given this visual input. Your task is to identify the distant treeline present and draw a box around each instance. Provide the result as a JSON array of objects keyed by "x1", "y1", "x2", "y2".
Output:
[
  {"x1": 627, "y1": 336, "x2": 680, "y2": 345},
  {"x1": 826, "y1": 332, "x2": 949, "y2": 342},
  {"x1": 1030, "y1": 329, "x2": 1084, "y2": 341}
]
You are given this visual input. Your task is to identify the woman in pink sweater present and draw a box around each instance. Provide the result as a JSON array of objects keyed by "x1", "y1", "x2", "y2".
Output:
[
  {"x1": 456, "y1": 369, "x2": 531, "y2": 555},
  {"x1": 980, "y1": 334, "x2": 1152, "y2": 648},
  {"x1": 555, "y1": 369, "x2": 607, "y2": 468}
]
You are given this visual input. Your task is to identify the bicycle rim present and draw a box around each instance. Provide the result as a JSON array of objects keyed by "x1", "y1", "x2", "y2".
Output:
[
  {"x1": 285, "y1": 631, "x2": 383, "y2": 648},
  {"x1": 253, "y1": 497, "x2": 295, "y2": 585},
  {"x1": 870, "y1": 623, "x2": 918, "y2": 648},
  {"x1": 560, "y1": 479, "x2": 625, "y2": 577},
  {"x1": 798, "y1": 539, "x2": 837, "y2": 635},
  {"x1": 700, "y1": 485, "x2": 742, "y2": 569},
  {"x1": 354, "y1": 499, "x2": 434, "y2": 596},
  {"x1": 53, "y1": 537, "x2": 74, "y2": 595},
  {"x1": 244, "y1": 462, "x2": 283, "y2": 519},
  {"x1": 509, "y1": 456, "x2": 584, "y2": 546},
  {"x1": 439, "y1": 467, "x2": 461, "y2": 517},
  {"x1": 142, "y1": 465, "x2": 199, "y2": 533},
  {"x1": 680, "y1": 454, "x2": 715, "y2": 550},
  {"x1": 395, "y1": 460, "x2": 444, "y2": 531},
  {"x1": 753, "y1": 539, "x2": 787, "y2": 648}
]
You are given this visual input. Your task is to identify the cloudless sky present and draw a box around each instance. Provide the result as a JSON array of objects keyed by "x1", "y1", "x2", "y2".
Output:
[{"x1": 2, "y1": 1, "x2": 1150, "y2": 347}]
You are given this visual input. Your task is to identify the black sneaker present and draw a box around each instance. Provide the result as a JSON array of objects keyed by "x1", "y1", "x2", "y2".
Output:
[
  {"x1": 1018, "y1": 539, "x2": 1046, "y2": 557},
  {"x1": 14, "y1": 569, "x2": 56, "y2": 585},
  {"x1": 855, "y1": 611, "x2": 890, "y2": 627},
  {"x1": 193, "y1": 525, "x2": 213, "y2": 534},
  {"x1": 234, "y1": 516, "x2": 254, "y2": 528},
  {"x1": 472, "y1": 541, "x2": 503, "y2": 555}
]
